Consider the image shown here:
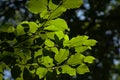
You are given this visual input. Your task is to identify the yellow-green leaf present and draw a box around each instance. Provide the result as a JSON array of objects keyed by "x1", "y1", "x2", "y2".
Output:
[
  {"x1": 62, "y1": 0, "x2": 83, "y2": 9},
  {"x1": 60, "y1": 65, "x2": 76, "y2": 76},
  {"x1": 27, "y1": 0, "x2": 48, "y2": 14},
  {"x1": 36, "y1": 67, "x2": 48, "y2": 79},
  {"x1": 55, "y1": 49, "x2": 69, "y2": 64},
  {"x1": 45, "y1": 39, "x2": 54, "y2": 47},
  {"x1": 67, "y1": 53, "x2": 85, "y2": 66},
  {"x1": 84, "y1": 56, "x2": 95, "y2": 64},
  {"x1": 76, "y1": 64, "x2": 90, "y2": 74}
]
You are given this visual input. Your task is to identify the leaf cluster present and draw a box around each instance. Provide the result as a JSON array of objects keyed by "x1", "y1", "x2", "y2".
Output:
[{"x1": 0, "y1": 0, "x2": 97, "y2": 80}]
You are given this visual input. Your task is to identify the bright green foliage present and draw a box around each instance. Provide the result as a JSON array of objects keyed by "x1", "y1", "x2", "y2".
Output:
[
  {"x1": 62, "y1": 0, "x2": 83, "y2": 9},
  {"x1": 36, "y1": 67, "x2": 48, "y2": 79},
  {"x1": 57, "y1": 65, "x2": 76, "y2": 76},
  {"x1": 27, "y1": 0, "x2": 48, "y2": 14},
  {"x1": 76, "y1": 64, "x2": 90, "y2": 74},
  {"x1": 84, "y1": 56, "x2": 95, "y2": 64},
  {"x1": 45, "y1": 39, "x2": 54, "y2": 47},
  {"x1": 0, "y1": 0, "x2": 97, "y2": 79},
  {"x1": 44, "y1": 18, "x2": 69, "y2": 31},
  {"x1": 67, "y1": 53, "x2": 85, "y2": 66},
  {"x1": 16, "y1": 21, "x2": 39, "y2": 35},
  {"x1": 55, "y1": 49, "x2": 69, "y2": 64}
]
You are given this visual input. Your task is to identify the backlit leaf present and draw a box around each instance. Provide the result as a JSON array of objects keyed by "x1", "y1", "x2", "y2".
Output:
[
  {"x1": 60, "y1": 65, "x2": 76, "y2": 76},
  {"x1": 55, "y1": 49, "x2": 69, "y2": 64},
  {"x1": 41, "y1": 56, "x2": 54, "y2": 67},
  {"x1": 75, "y1": 46, "x2": 89, "y2": 53},
  {"x1": 67, "y1": 53, "x2": 85, "y2": 66},
  {"x1": 55, "y1": 31, "x2": 65, "y2": 40},
  {"x1": 36, "y1": 67, "x2": 48, "y2": 79},
  {"x1": 62, "y1": 0, "x2": 83, "y2": 9},
  {"x1": 48, "y1": 6, "x2": 66, "y2": 19},
  {"x1": 45, "y1": 39, "x2": 54, "y2": 47},
  {"x1": 84, "y1": 56, "x2": 95, "y2": 64},
  {"x1": 83, "y1": 39, "x2": 97, "y2": 46},
  {"x1": 64, "y1": 36, "x2": 89, "y2": 47},
  {"x1": 51, "y1": 47, "x2": 58, "y2": 54},
  {"x1": 76, "y1": 64, "x2": 90, "y2": 74},
  {"x1": 45, "y1": 18, "x2": 69, "y2": 31},
  {"x1": 27, "y1": 0, "x2": 48, "y2": 14},
  {"x1": 34, "y1": 49, "x2": 43, "y2": 58}
]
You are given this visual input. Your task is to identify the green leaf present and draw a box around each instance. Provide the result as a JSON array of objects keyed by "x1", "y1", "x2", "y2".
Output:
[
  {"x1": 60, "y1": 65, "x2": 76, "y2": 76},
  {"x1": 48, "y1": 6, "x2": 66, "y2": 19},
  {"x1": 16, "y1": 23, "x2": 25, "y2": 35},
  {"x1": 34, "y1": 49, "x2": 43, "y2": 58},
  {"x1": 27, "y1": 22, "x2": 39, "y2": 33},
  {"x1": 51, "y1": 47, "x2": 59, "y2": 54},
  {"x1": 84, "y1": 56, "x2": 95, "y2": 64},
  {"x1": 48, "y1": 0, "x2": 58, "y2": 10},
  {"x1": 55, "y1": 31, "x2": 65, "y2": 40},
  {"x1": 27, "y1": 0, "x2": 48, "y2": 14},
  {"x1": 67, "y1": 53, "x2": 85, "y2": 66},
  {"x1": 44, "y1": 25, "x2": 60, "y2": 31},
  {"x1": 62, "y1": 0, "x2": 83, "y2": 9},
  {"x1": 45, "y1": 18, "x2": 69, "y2": 31},
  {"x1": 36, "y1": 67, "x2": 48, "y2": 79},
  {"x1": 64, "y1": 36, "x2": 89, "y2": 47},
  {"x1": 55, "y1": 49, "x2": 69, "y2": 64},
  {"x1": 45, "y1": 39, "x2": 54, "y2": 47},
  {"x1": 16, "y1": 21, "x2": 39, "y2": 35},
  {"x1": 40, "y1": 56, "x2": 55, "y2": 67},
  {"x1": 40, "y1": 9, "x2": 49, "y2": 19},
  {"x1": 76, "y1": 64, "x2": 90, "y2": 74},
  {"x1": 83, "y1": 39, "x2": 97, "y2": 46},
  {"x1": 75, "y1": 46, "x2": 89, "y2": 53},
  {"x1": 46, "y1": 32, "x2": 55, "y2": 40}
]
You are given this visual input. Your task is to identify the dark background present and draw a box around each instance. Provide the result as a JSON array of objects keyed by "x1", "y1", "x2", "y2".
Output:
[{"x1": 0, "y1": 0, "x2": 120, "y2": 80}]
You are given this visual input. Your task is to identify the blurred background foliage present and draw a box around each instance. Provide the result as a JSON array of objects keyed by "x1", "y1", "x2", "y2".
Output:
[{"x1": 0, "y1": 0, "x2": 120, "y2": 80}]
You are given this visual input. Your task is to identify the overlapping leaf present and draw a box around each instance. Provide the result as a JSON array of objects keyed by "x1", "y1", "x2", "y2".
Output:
[
  {"x1": 36, "y1": 67, "x2": 48, "y2": 79},
  {"x1": 76, "y1": 64, "x2": 90, "y2": 74},
  {"x1": 67, "y1": 53, "x2": 85, "y2": 66},
  {"x1": 27, "y1": 0, "x2": 48, "y2": 14},
  {"x1": 55, "y1": 49, "x2": 69, "y2": 64},
  {"x1": 57, "y1": 65, "x2": 76, "y2": 76},
  {"x1": 62, "y1": 0, "x2": 83, "y2": 9}
]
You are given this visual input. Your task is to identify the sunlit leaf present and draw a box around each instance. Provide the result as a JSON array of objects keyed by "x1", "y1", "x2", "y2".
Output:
[
  {"x1": 55, "y1": 49, "x2": 69, "y2": 64},
  {"x1": 64, "y1": 36, "x2": 89, "y2": 47},
  {"x1": 41, "y1": 56, "x2": 54, "y2": 67},
  {"x1": 55, "y1": 31, "x2": 65, "y2": 40},
  {"x1": 51, "y1": 47, "x2": 59, "y2": 54},
  {"x1": 60, "y1": 65, "x2": 76, "y2": 76},
  {"x1": 45, "y1": 18, "x2": 69, "y2": 31},
  {"x1": 16, "y1": 21, "x2": 39, "y2": 35},
  {"x1": 84, "y1": 56, "x2": 95, "y2": 64},
  {"x1": 75, "y1": 46, "x2": 89, "y2": 53},
  {"x1": 27, "y1": 0, "x2": 48, "y2": 14},
  {"x1": 67, "y1": 53, "x2": 85, "y2": 66},
  {"x1": 36, "y1": 67, "x2": 48, "y2": 79},
  {"x1": 48, "y1": 6, "x2": 66, "y2": 19},
  {"x1": 76, "y1": 64, "x2": 90, "y2": 74},
  {"x1": 48, "y1": 0, "x2": 58, "y2": 10},
  {"x1": 62, "y1": 0, "x2": 83, "y2": 9},
  {"x1": 45, "y1": 39, "x2": 54, "y2": 47},
  {"x1": 34, "y1": 49, "x2": 43, "y2": 58},
  {"x1": 83, "y1": 39, "x2": 97, "y2": 46}
]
